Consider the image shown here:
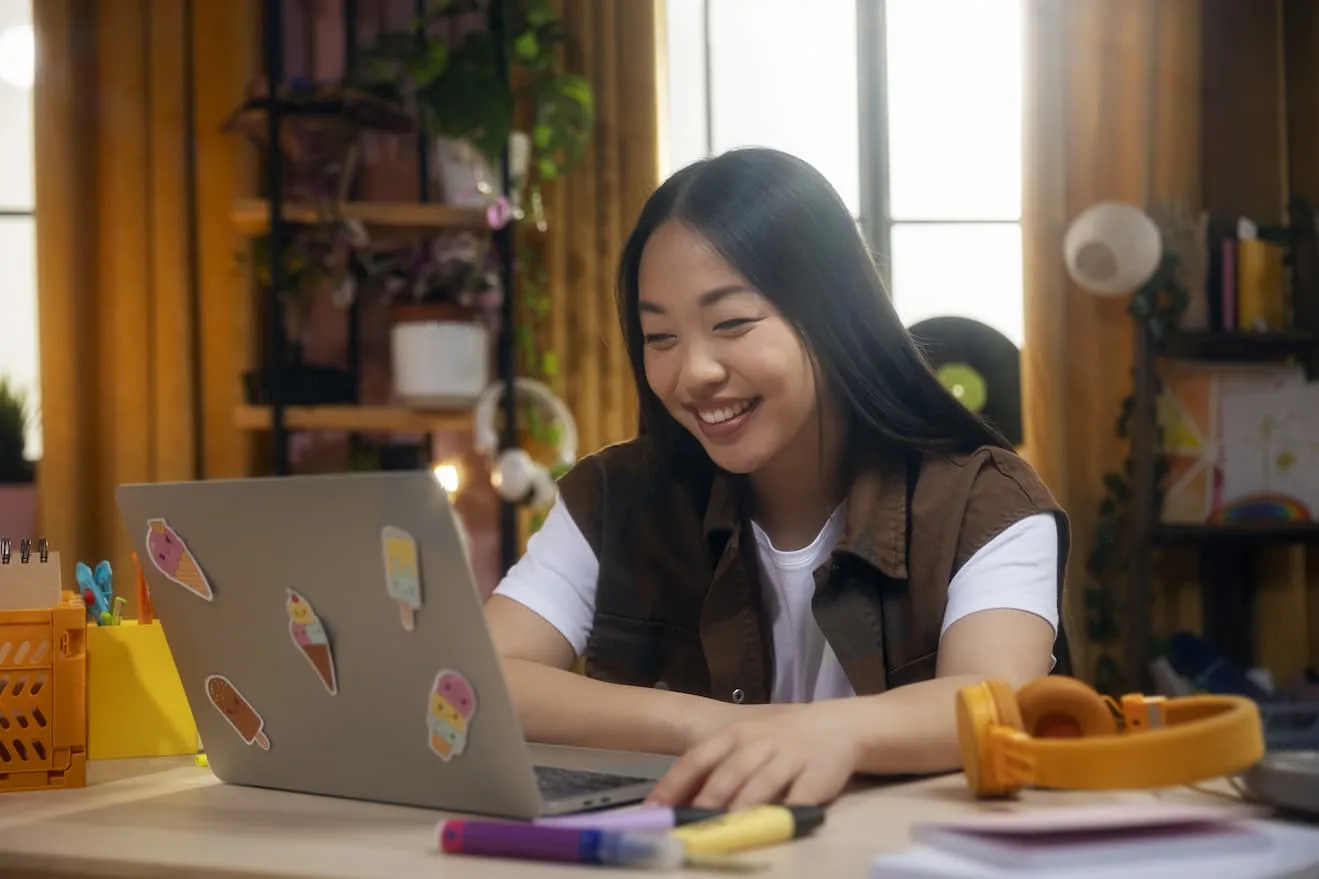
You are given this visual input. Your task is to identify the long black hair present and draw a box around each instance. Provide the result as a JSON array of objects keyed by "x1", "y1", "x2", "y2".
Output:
[{"x1": 616, "y1": 147, "x2": 1011, "y2": 478}]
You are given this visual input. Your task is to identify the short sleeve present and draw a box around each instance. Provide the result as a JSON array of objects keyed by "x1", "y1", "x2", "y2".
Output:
[
  {"x1": 941, "y1": 512, "x2": 1060, "y2": 636},
  {"x1": 491, "y1": 496, "x2": 600, "y2": 657}
]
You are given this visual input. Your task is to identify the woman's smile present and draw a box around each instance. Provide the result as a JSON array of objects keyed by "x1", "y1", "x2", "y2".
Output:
[{"x1": 690, "y1": 396, "x2": 763, "y2": 440}]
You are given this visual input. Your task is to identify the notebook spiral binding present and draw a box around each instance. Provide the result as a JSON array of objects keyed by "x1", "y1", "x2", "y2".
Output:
[{"x1": 0, "y1": 536, "x2": 50, "y2": 565}]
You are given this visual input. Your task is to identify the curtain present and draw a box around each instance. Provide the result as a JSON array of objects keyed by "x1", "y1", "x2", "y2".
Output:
[
  {"x1": 1024, "y1": 0, "x2": 1319, "y2": 685},
  {"x1": 533, "y1": 0, "x2": 658, "y2": 456},
  {"x1": 34, "y1": 0, "x2": 258, "y2": 613},
  {"x1": 1022, "y1": 0, "x2": 1204, "y2": 681}
]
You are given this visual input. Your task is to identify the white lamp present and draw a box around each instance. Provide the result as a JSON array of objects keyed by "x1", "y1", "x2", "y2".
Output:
[{"x1": 1063, "y1": 201, "x2": 1163, "y2": 297}]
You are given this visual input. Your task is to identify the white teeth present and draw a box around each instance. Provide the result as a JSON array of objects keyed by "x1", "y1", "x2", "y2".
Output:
[{"x1": 697, "y1": 399, "x2": 754, "y2": 424}]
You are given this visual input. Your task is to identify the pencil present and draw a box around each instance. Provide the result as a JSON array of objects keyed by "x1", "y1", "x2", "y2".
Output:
[{"x1": 133, "y1": 551, "x2": 154, "y2": 625}]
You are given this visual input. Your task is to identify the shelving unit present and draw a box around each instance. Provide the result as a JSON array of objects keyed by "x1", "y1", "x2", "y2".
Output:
[
  {"x1": 1122, "y1": 210, "x2": 1319, "y2": 688},
  {"x1": 245, "y1": 0, "x2": 521, "y2": 573}
]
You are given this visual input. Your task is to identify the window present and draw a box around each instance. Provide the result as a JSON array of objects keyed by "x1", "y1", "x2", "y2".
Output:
[
  {"x1": 661, "y1": 0, "x2": 1024, "y2": 347},
  {"x1": 0, "y1": 0, "x2": 36, "y2": 460}
]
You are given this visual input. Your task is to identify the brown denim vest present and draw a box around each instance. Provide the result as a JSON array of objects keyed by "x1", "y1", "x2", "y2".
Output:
[{"x1": 556, "y1": 439, "x2": 1071, "y2": 704}]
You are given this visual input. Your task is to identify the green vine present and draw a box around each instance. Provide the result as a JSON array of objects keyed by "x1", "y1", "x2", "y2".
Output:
[{"x1": 1084, "y1": 251, "x2": 1186, "y2": 696}]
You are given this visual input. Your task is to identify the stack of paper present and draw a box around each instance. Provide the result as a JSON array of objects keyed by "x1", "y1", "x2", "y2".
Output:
[{"x1": 870, "y1": 804, "x2": 1319, "y2": 878}]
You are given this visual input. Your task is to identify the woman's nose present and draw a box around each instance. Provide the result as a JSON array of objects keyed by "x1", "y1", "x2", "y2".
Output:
[{"x1": 679, "y1": 342, "x2": 727, "y2": 392}]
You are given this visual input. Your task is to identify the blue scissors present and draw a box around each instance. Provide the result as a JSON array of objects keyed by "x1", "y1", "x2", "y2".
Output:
[{"x1": 76, "y1": 560, "x2": 114, "y2": 623}]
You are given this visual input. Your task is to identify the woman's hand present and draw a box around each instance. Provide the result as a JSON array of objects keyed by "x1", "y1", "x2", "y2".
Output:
[{"x1": 648, "y1": 703, "x2": 860, "y2": 810}]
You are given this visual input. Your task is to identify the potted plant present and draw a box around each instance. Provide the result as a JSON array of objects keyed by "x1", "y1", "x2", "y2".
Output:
[
  {"x1": 353, "y1": 0, "x2": 594, "y2": 216},
  {"x1": 0, "y1": 375, "x2": 37, "y2": 539},
  {"x1": 381, "y1": 230, "x2": 504, "y2": 408}
]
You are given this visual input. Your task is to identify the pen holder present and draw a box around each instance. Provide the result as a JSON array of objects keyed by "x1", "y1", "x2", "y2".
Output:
[{"x1": 87, "y1": 620, "x2": 197, "y2": 760}]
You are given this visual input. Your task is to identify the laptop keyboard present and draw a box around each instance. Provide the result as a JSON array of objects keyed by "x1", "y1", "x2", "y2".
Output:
[{"x1": 533, "y1": 765, "x2": 651, "y2": 800}]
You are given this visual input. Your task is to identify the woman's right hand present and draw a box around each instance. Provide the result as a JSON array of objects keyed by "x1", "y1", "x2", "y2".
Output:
[{"x1": 680, "y1": 699, "x2": 795, "y2": 751}]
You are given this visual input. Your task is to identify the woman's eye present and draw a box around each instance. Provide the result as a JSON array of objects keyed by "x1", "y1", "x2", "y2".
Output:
[
  {"x1": 643, "y1": 333, "x2": 675, "y2": 346},
  {"x1": 714, "y1": 318, "x2": 756, "y2": 332}
]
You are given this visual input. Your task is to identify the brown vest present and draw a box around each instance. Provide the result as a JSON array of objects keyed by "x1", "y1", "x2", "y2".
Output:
[{"x1": 556, "y1": 438, "x2": 1070, "y2": 704}]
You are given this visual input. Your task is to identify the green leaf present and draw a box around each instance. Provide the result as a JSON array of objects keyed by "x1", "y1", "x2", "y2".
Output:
[
  {"x1": 541, "y1": 351, "x2": 558, "y2": 377},
  {"x1": 1102, "y1": 471, "x2": 1127, "y2": 500},
  {"x1": 514, "y1": 32, "x2": 539, "y2": 62}
]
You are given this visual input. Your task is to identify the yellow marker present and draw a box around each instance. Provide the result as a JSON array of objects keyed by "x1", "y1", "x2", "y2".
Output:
[
  {"x1": 195, "y1": 753, "x2": 209, "y2": 768},
  {"x1": 670, "y1": 805, "x2": 826, "y2": 855}
]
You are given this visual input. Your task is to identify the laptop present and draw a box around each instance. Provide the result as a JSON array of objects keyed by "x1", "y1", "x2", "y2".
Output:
[{"x1": 115, "y1": 471, "x2": 670, "y2": 819}]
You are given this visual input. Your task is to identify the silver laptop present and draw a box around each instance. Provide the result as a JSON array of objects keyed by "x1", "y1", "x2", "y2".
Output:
[{"x1": 115, "y1": 471, "x2": 669, "y2": 819}]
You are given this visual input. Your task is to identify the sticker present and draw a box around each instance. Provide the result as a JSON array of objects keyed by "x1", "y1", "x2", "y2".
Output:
[
  {"x1": 286, "y1": 588, "x2": 337, "y2": 695},
  {"x1": 145, "y1": 518, "x2": 214, "y2": 601},
  {"x1": 205, "y1": 674, "x2": 270, "y2": 751},
  {"x1": 427, "y1": 669, "x2": 477, "y2": 761},
  {"x1": 382, "y1": 525, "x2": 422, "y2": 631}
]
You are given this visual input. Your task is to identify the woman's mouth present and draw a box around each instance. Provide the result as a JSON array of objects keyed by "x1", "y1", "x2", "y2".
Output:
[{"x1": 692, "y1": 397, "x2": 762, "y2": 440}]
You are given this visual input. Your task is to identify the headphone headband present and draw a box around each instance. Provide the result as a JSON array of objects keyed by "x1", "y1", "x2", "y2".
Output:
[
  {"x1": 958, "y1": 678, "x2": 1265, "y2": 797},
  {"x1": 472, "y1": 378, "x2": 578, "y2": 467}
]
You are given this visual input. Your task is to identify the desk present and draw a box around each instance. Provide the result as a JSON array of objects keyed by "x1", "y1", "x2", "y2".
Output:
[{"x1": 0, "y1": 758, "x2": 1243, "y2": 878}]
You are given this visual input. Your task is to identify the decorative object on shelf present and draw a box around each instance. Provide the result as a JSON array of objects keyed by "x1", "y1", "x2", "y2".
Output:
[
  {"x1": 222, "y1": 76, "x2": 412, "y2": 202},
  {"x1": 392, "y1": 301, "x2": 492, "y2": 409},
  {"x1": 473, "y1": 378, "x2": 576, "y2": 511}
]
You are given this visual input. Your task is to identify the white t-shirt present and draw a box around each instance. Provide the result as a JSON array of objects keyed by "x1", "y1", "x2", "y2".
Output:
[{"x1": 493, "y1": 498, "x2": 1060, "y2": 703}]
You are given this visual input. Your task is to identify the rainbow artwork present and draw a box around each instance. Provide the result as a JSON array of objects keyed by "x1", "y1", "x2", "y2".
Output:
[{"x1": 1207, "y1": 493, "x2": 1312, "y2": 524}]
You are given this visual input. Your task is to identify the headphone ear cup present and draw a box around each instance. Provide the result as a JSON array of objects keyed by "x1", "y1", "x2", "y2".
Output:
[
  {"x1": 1016, "y1": 677, "x2": 1117, "y2": 738},
  {"x1": 957, "y1": 680, "x2": 1025, "y2": 798}
]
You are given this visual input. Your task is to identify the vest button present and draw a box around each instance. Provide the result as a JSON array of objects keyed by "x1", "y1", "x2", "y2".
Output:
[
  {"x1": 731, "y1": 688, "x2": 746, "y2": 704},
  {"x1": 654, "y1": 680, "x2": 670, "y2": 690}
]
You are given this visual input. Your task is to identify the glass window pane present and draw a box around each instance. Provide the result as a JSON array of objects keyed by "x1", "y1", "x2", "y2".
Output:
[
  {"x1": 662, "y1": 0, "x2": 709, "y2": 178},
  {"x1": 0, "y1": 0, "x2": 32, "y2": 210},
  {"x1": 0, "y1": 217, "x2": 40, "y2": 459},
  {"x1": 890, "y1": 222, "x2": 1023, "y2": 348},
  {"x1": 707, "y1": 0, "x2": 860, "y2": 214},
  {"x1": 884, "y1": 0, "x2": 1022, "y2": 221}
]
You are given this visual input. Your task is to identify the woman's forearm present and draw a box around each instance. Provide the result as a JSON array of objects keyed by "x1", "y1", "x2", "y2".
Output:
[
  {"x1": 821, "y1": 674, "x2": 984, "y2": 776},
  {"x1": 499, "y1": 656, "x2": 729, "y2": 755}
]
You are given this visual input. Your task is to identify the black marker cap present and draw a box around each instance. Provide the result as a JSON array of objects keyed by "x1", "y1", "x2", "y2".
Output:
[
  {"x1": 787, "y1": 805, "x2": 827, "y2": 837},
  {"x1": 672, "y1": 807, "x2": 726, "y2": 826}
]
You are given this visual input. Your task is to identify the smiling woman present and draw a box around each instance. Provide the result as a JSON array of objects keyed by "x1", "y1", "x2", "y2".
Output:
[{"x1": 484, "y1": 148, "x2": 1069, "y2": 811}]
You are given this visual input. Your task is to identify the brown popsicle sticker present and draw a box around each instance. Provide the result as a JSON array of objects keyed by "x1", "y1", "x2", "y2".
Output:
[{"x1": 206, "y1": 674, "x2": 270, "y2": 750}]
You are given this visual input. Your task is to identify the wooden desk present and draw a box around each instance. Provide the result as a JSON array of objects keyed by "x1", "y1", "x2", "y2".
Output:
[{"x1": 0, "y1": 757, "x2": 1240, "y2": 878}]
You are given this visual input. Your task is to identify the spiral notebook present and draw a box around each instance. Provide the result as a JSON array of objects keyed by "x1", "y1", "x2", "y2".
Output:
[{"x1": 0, "y1": 536, "x2": 64, "y2": 611}]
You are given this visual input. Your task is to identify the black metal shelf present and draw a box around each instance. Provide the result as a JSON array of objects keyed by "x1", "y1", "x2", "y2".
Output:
[
  {"x1": 1158, "y1": 329, "x2": 1316, "y2": 362},
  {"x1": 1153, "y1": 521, "x2": 1319, "y2": 543}
]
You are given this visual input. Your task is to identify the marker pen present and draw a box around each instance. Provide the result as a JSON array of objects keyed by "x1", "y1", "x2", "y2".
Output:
[
  {"x1": 535, "y1": 805, "x2": 725, "y2": 831},
  {"x1": 670, "y1": 804, "x2": 827, "y2": 855},
  {"x1": 437, "y1": 819, "x2": 684, "y2": 870}
]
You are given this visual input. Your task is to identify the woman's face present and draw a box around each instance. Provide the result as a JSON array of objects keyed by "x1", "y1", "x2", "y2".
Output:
[{"x1": 636, "y1": 220, "x2": 820, "y2": 475}]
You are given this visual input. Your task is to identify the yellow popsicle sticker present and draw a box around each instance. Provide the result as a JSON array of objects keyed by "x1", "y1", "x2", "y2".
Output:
[{"x1": 382, "y1": 525, "x2": 422, "y2": 631}]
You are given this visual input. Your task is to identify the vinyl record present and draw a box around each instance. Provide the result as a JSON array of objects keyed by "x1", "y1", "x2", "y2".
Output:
[{"x1": 908, "y1": 316, "x2": 1023, "y2": 447}]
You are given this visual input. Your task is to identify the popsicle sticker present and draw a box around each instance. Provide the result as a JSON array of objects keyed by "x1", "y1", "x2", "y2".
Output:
[
  {"x1": 205, "y1": 674, "x2": 269, "y2": 750},
  {"x1": 427, "y1": 669, "x2": 477, "y2": 761},
  {"x1": 285, "y1": 589, "x2": 337, "y2": 695},
  {"x1": 145, "y1": 518, "x2": 214, "y2": 601},
  {"x1": 382, "y1": 525, "x2": 422, "y2": 631}
]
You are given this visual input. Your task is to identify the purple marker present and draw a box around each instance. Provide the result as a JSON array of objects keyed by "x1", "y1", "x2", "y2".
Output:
[
  {"x1": 535, "y1": 805, "x2": 725, "y2": 831},
  {"x1": 437, "y1": 819, "x2": 684, "y2": 869}
]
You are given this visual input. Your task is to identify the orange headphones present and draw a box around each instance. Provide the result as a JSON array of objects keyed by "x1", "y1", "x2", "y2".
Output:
[{"x1": 956, "y1": 676, "x2": 1265, "y2": 797}]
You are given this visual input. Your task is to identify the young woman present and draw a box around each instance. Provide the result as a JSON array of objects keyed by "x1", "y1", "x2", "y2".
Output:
[{"x1": 484, "y1": 147, "x2": 1068, "y2": 811}]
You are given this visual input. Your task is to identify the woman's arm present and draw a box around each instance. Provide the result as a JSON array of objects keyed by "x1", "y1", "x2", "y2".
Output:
[{"x1": 487, "y1": 595, "x2": 739, "y2": 754}]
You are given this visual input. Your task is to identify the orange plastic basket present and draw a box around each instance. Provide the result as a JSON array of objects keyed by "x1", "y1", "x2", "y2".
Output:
[{"x1": 0, "y1": 594, "x2": 87, "y2": 792}]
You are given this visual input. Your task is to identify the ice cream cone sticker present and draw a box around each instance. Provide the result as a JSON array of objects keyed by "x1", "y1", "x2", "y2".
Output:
[
  {"x1": 145, "y1": 518, "x2": 214, "y2": 601},
  {"x1": 286, "y1": 588, "x2": 337, "y2": 695},
  {"x1": 381, "y1": 525, "x2": 422, "y2": 631},
  {"x1": 206, "y1": 674, "x2": 270, "y2": 750},
  {"x1": 427, "y1": 669, "x2": 476, "y2": 761}
]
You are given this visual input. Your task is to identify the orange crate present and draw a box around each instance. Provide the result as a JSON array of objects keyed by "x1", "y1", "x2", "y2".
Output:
[{"x1": 0, "y1": 594, "x2": 87, "y2": 792}]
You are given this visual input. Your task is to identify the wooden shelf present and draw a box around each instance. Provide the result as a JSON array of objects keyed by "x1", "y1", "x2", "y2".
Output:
[
  {"x1": 231, "y1": 198, "x2": 488, "y2": 235},
  {"x1": 1152, "y1": 521, "x2": 1319, "y2": 543},
  {"x1": 234, "y1": 404, "x2": 472, "y2": 434},
  {"x1": 1159, "y1": 330, "x2": 1316, "y2": 362}
]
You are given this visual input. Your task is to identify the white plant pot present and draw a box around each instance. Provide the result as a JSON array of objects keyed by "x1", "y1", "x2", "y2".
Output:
[
  {"x1": 391, "y1": 319, "x2": 490, "y2": 409},
  {"x1": 435, "y1": 132, "x2": 531, "y2": 208}
]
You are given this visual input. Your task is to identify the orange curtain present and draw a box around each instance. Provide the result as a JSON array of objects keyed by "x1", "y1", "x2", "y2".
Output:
[
  {"x1": 533, "y1": 0, "x2": 659, "y2": 457},
  {"x1": 34, "y1": 0, "x2": 258, "y2": 611},
  {"x1": 1021, "y1": 0, "x2": 1204, "y2": 680}
]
